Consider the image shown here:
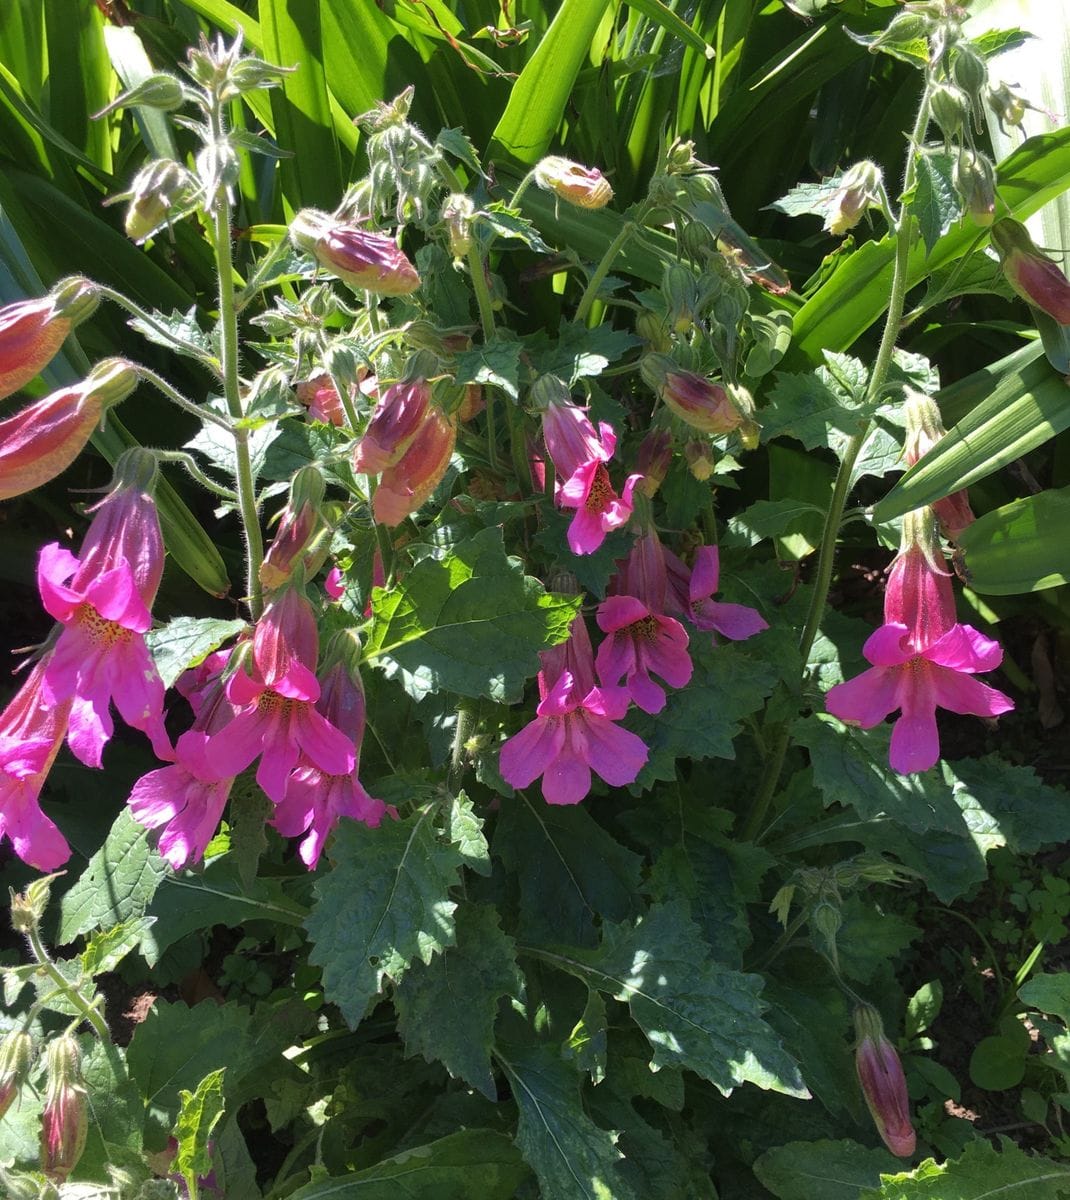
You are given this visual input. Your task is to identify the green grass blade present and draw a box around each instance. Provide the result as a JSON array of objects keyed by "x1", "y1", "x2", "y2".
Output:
[
  {"x1": 43, "y1": 0, "x2": 113, "y2": 171},
  {"x1": 622, "y1": 0, "x2": 712, "y2": 56},
  {"x1": 959, "y1": 487, "x2": 1070, "y2": 594}
]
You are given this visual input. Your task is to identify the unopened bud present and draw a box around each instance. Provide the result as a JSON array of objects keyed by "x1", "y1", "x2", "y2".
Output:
[
  {"x1": 637, "y1": 429, "x2": 673, "y2": 496},
  {"x1": 124, "y1": 159, "x2": 191, "y2": 243},
  {"x1": 903, "y1": 388, "x2": 974, "y2": 541},
  {"x1": 95, "y1": 72, "x2": 185, "y2": 117},
  {"x1": 954, "y1": 149, "x2": 996, "y2": 228},
  {"x1": 10, "y1": 871, "x2": 61, "y2": 933},
  {"x1": 853, "y1": 1004, "x2": 916, "y2": 1158},
  {"x1": 534, "y1": 156, "x2": 613, "y2": 209},
  {"x1": 684, "y1": 439, "x2": 715, "y2": 481},
  {"x1": 40, "y1": 1034, "x2": 88, "y2": 1181},
  {"x1": 290, "y1": 209, "x2": 420, "y2": 297},
  {"x1": 952, "y1": 44, "x2": 987, "y2": 98},
  {"x1": 929, "y1": 83, "x2": 968, "y2": 143},
  {"x1": 663, "y1": 264, "x2": 701, "y2": 333},
  {"x1": 442, "y1": 193, "x2": 475, "y2": 260},
  {"x1": 991, "y1": 218, "x2": 1070, "y2": 323},
  {"x1": 642, "y1": 355, "x2": 749, "y2": 436},
  {"x1": 635, "y1": 309, "x2": 672, "y2": 353},
  {"x1": 825, "y1": 161, "x2": 883, "y2": 236},
  {"x1": 0, "y1": 1030, "x2": 33, "y2": 1120}
]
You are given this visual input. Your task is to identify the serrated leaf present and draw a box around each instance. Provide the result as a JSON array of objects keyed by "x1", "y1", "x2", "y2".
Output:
[
  {"x1": 761, "y1": 352, "x2": 870, "y2": 452},
  {"x1": 448, "y1": 790, "x2": 490, "y2": 876},
  {"x1": 394, "y1": 902, "x2": 519, "y2": 1098},
  {"x1": 146, "y1": 616, "x2": 245, "y2": 689},
  {"x1": 477, "y1": 202, "x2": 551, "y2": 253},
  {"x1": 128, "y1": 306, "x2": 212, "y2": 356},
  {"x1": 454, "y1": 340, "x2": 523, "y2": 399},
  {"x1": 306, "y1": 809, "x2": 466, "y2": 1026},
  {"x1": 364, "y1": 527, "x2": 581, "y2": 703},
  {"x1": 59, "y1": 809, "x2": 169, "y2": 943},
  {"x1": 910, "y1": 152, "x2": 960, "y2": 257},
  {"x1": 754, "y1": 1138, "x2": 903, "y2": 1200},
  {"x1": 858, "y1": 1137, "x2": 1070, "y2": 1199},
  {"x1": 79, "y1": 1038, "x2": 144, "y2": 1180},
  {"x1": 288, "y1": 1130, "x2": 529, "y2": 1200},
  {"x1": 769, "y1": 174, "x2": 848, "y2": 220},
  {"x1": 538, "y1": 902, "x2": 808, "y2": 1098},
  {"x1": 437, "y1": 126, "x2": 485, "y2": 178},
  {"x1": 495, "y1": 1031, "x2": 637, "y2": 1200},
  {"x1": 79, "y1": 916, "x2": 156, "y2": 977},
  {"x1": 727, "y1": 499, "x2": 828, "y2": 546},
  {"x1": 564, "y1": 989, "x2": 608, "y2": 1084},
  {"x1": 528, "y1": 322, "x2": 642, "y2": 385},
  {"x1": 173, "y1": 1068, "x2": 225, "y2": 1189}
]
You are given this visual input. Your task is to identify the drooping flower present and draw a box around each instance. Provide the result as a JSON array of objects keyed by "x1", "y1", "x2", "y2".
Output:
[
  {"x1": 40, "y1": 1034, "x2": 88, "y2": 1182},
  {"x1": 667, "y1": 544, "x2": 768, "y2": 644},
  {"x1": 991, "y1": 218, "x2": 1070, "y2": 324},
  {"x1": 259, "y1": 466, "x2": 330, "y2": 592},
  {"x1": 902, "y1": 389, "x2": 974, "y2": 542},
  {"x1": 289, "y1": 209, "x2": 420, "y2": 296},
  {"x1": 0, "y1": 657, "x2": 72, "y2": 870},
  {"x1": 824, "y1": 160, "x2": 883, "y2": 236},
  {"x1": 854, "y1": 1004, "x2": 916, "y2": 1158},
  {"x1": 0, "y1": 358, "x2": 136, "y2": 501},
  {"x1": 641, "y1": 354, "x2": 752, "y2": 437},
  {"x1": 534, "y1": 156, "x2": 613, "y2": 210},
  {"x1": 0, "y1": 277, "x2": 98, "y2": 401},
  {"x1": 597, "y1": 532, "x2": 691, "y2": 713},
  {"x1": 297, "y1": 374, "x2": 347, "y2": 427},
  {"x1": 825, "y1": 511, "x2": 1013, "y2": 774},
  {"x1": 38, "y1": 449, "x2": 171, "y2": 767},
  {"x1": 203, "y1": 587, "x2": 354, "y2": 803},
  {"x1": 499, "y1": 607, "x2": 647, "y2": 805},
  {"x1": 372, "y1": 404, "x2": 456, "y2": 527},
  {"x1": 274, "y1": 634, "x2": 390, "y2": 868},
  {"x1": 352, "y1": 379, "x2": 431, "y2": 475}
]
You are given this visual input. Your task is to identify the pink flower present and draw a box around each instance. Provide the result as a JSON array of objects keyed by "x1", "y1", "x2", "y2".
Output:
[
  {"x1": 825, "y1": 534, "x2": 1013, "y2": 774},
  {"x1": 0, "y1": 657, "x2": 73, "y2": 870},
  {"x1": 297, "y1": 374, "x2": 346, "y2": 426},
  {"x1": 682, "y1": 546, "x2": 768, "y2": 643},
  {"x1": 0, "y1": 278, "x2": 98, "y2": 401},
  {"x1": 289, "y1": 210, "x2": 420, "y2": 296},
  {"x1": 324, "y1": 566, "x2": 345, "y2": 600},
  {"x1": 203, "y1": 589, "x2": 354, "y2": 802},
  {"x1": 0, "y1": 358, "x2": 136, "y2": 501},
  {"x1": 499, "y1": 611, "x2": 647, "y2": 805},
  {"x1": 37, "y1": 452, "x2": 170, "y2": 767},
  {"x1": 541, "y1": 398, "x2": 612, "y2": 482},
  {"x1": 854, "y1": 1004, "x2": 916, "y2": 1158},
  {"x1": 372, "y1": 405, "x2": 457, "y2": 527},
  {"x1": 353, "y1": 379, "x2": 431, "y2": 475},
  {"x1": 595, "y1": 595, "x2": 691, "y2": 714},
  {"x1": 992, "y1": 218, "x2": 1070, "y2": 324},
  {"x1": 274, "y1": 649, "x2": 390, "y2": 868}
]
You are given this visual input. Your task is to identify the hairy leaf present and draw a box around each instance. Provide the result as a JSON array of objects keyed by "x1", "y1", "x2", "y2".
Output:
[
  {"x1": 858, "y1": 1137, "x2": 1070, "y2": 1198},
  {"x1": 146, "y1": 616, "x2": 245, "y2": 690},
  {"x1": 755, "y1": 1138, "x2": 902, "y2": 1200}
]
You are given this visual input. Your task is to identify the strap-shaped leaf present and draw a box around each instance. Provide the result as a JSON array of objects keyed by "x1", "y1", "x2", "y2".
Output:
[{"x1": 958, "y1": 486, "x2": 1070, "y2": 594}]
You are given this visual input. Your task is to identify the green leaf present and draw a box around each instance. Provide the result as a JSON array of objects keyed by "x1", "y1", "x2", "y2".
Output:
[
  {"x1": 79, "y1": 916, "x2": 156, "y2": 978},
  {"x1": 769, "y1": 175, "x2": 847, "y2": 220},
  {"x1": 127, "y1": 1001, "x2": 250, "y2": 1148},
  {"x1": 79, "y1": 1039, "x2": 144, "y2": 1180},
  {"x1": 493, "y1": 794, "x2": 644, "y2": 949},
  {"x1": 629, "y1": 642, "x2": 777, "y2": 787},
  {"x1": 727, "y1": 499, "x2": 828, "y2": 547},
  {"x1": 874, "y1": 354, "x2": 1070, "y2": 523},
  {"x1": 905, "y1": 981, "x2": 944, "y2": 1039},
  {"x1": 969, "y1": 1033, "x2": 1027, "y2": 1090},
  {"x1": 538, "y1": 902, "x2": 808, "y2": 1098},
  {"x1": 761, "y1": 352, "x2": 870, "y2": 452},
  {"x1": 477, "y1": 203, "x2": 552, "y2": 253},
  {"x1": 453, "y1": 340, "x2": 523, "y2": 400},
  {"x1": 909, "y1": 152, "x2": 960, "y2": 257},
  {"x1": 58, "y1": 809, "x2": 168, "y2": 944},
  {"x1": 287, "y1": 1130, "x2": 529, "y2": 1200},
  {"x1": 754, "y1": 1139, "x2": 903, "y2": 1200},
  {"x1": 495, "y1": 1030, "x2": 637, "y2": 1200},
  {"x1": 1019, "y1": 973, "x2": 1070, "y2": 1024},
  {"x1": 173, "y1": 1069, "x2": 226, "y2": 1190},
  {"x1": 447, "y1": 790, "x2": 491, "y2": 876},
  {"x1": 306, "y1": 808, "x2": 466, "y2": 1026},
  {"x1": 958, "y1": 486, "x2": 1070, "y2": 594},
  {"x1": 528, "y1": 322, "x2": 642, "y2": 385},
  {"x1": 858, "y1": 1137, "x2": 1070, "y2": 1199},
  {"x1": 364, "y1": 527, "x2": 581, "y2": 703},
  {"x1": 146, "y1": 616, "x2": 246, "y2": 689},
  {"x1": 394, "y1": 902, "x2": 519, "y2": 1098}
]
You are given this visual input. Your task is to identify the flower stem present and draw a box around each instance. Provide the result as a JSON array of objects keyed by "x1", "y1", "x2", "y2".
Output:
[
  {"x1": 152, "y1": 450, "x2": 239, "y2": 501},
  {"x1": 575, "y1": 220, "x2": 636, "y2": 324},
  {"x1": 26, "y1": 926, "x2": 109, "y2": 1040},
  {"x1": 97, "y1": 284, "x2": 222, "y2": 375},
  {"x1": 135, "y1": 367, "x2": 236, "y2": 433}
]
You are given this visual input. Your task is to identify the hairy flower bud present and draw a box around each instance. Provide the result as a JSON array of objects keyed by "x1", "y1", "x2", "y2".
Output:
[
  {"x1": 442, "y1": 193, "x2": 475, "y2": 260},
  {"x1": 853, "y1": 1005, "x2": 916, "y2": 1158},
  {"x1": 902, "y1": 389, "x2": 974, "y2": 541},
  {"x1": 642, "y1": 354, "x2": 750, "y2": 436},
  {"x1": 534, "y1": 156, "x2": 613, "y2": 209},
  {"x1": 0, "y1": 1030, "x2": 33, "y2": 1121},
  {"x1": 991, "y1": 218, "x2": 1070, "y2": 323},
  {"x1": 124, "y1": 158, "x2": 192, "y2": 242},
  {"x1": 0, "y1": 279, "x2": 98, "y2": 401},
  {"x1": 260, "y1": 467, "x2": 330, "y2": 591},
  {"x1": 825, "y1": 161, "x2": 883, "y2": 236},
  {"x1": 289, "y1": 209, "x2": 420, "y2": 296},
  {"x1": 40, "y1": 1035, "x2": 88, "y2": 1181},
  {"x1": 373, "y1": 405, "x2": 456, "y2": 526},
  {"x1": 0, "y1": 358, "x2": 136, "y2": 500},
  {"x1": 636, "y1": 429, "x2": 673, "y2": 497},
  {"x1": 954, "y1": 148, "x2": 996, "y2": 228},
  {"x1": 929, "y1": 82, "x2": 969, "y2": 143}
]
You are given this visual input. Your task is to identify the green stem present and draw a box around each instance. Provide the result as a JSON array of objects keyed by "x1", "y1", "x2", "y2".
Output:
[
  {"x1": 26, "y1": 927, "x2": 109, "y2": 1040},
  {"x1": 746, "y1": 909, "x2": 809, "y2": 973},
  {"x1": 97, "y1": 285, "x2": 222, "y2": 374},
  {"x1": 743, "y1": 90, "x2": 932, "y2": 843},
  {"x1": 508, "y1": 168, "x2": 538, "y2": 210},
  {"x1": 135, "y1": 367, "x2": 236, "y2": 433},
  {"x1": 575, "y1": 220, "x2": 637, "y2": 324},
  {"x1": 208, "y1": 106, "x2": 264, "y2": 619},
  {"x1": 234, "y1": 231, "x2": 292, "y2": 313},
  {"x1": 152, "y1": 450, "x2": 240, "y2": 501},
  {"x1": 328, "y1": 368, "x2": 362, "y2": 432}
]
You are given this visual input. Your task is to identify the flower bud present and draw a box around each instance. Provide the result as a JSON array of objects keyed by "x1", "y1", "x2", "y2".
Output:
[
  {"x1": 457, "y1": 383, "x2": 485, "y2": 422},
  {"x1": 289, "y1": 209, "x2": 420, "y2": 296},
  {"x1": 297, "y1": 374, "x2": 347, "y2": 427},
  {"x1": 124, "y1": 159, "x2": 191, "y2": 243},
  {"x1": 853, "y1": 1004, "x2": 916, "y2": 1158},
  {"x1": 0, "y1": 358, "x2": 137, "y2": 500},
  {"x1": 0, "y1": 279, "x2": 99, "y2": 401},
  {"x1": 642, "y1": 354, "x2": 750, "y2": 437},
  {"x1": 635, "y1": 310, "x2": 672, "y2": 353},
  {"x1": 96, "y1": 72, "x2": 185, "y2": 117},
  {"x1": 662, "y1": 264, "x2": 701, "y2": 333},
  {"x1": 441, "y1": 193, "x2": 475, "y2": 260},
  {"x1": 825, "y1": 161, "x2": 883, "y2": 236},
  {"x1": 952, "y1": 44, "x2": 987, "y2": 99},
  {"x1": 534, "y1": 156, "x2": 613, "y2": 209},
  {"x1": 636, "y1": 428, "x2": 673, "y2": 497},
  {"x1": 353, "y1": 378, "x2": 432, "y2": 475},
  {"x1": 40, "y1": 1034, "x2": 88, "y2": 1181},
  {"x1": 373, "y1": 405, "x2": 457, "y2": 526},
  {"x1": 260, "y1": 466, "x2": 330, "y2": 591},
  {"x1": 929, "y1": 82, "x2": 968, "y2": 143},
  {"x1": 954, "y1": 148, "x2": 996, "y2": 228},
  {"x1": 0, "y1": 1030, "x2": 33, "y2": 1121},
  {"x1": 684, "y1": 439, "x2": 715, "y2": 481},
  {"x1": 991, "y1": 218, "x2": 1070, "y2": 324},
  {"x1": 902, "y1": 388, "x2": 974, "y2": 541}
]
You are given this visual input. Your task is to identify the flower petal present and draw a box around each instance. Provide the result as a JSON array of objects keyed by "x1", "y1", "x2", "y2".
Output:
[
  {"x1": 826, "y1": 666, "x2": 900, "y2": 728},
  {"x1": 930, "y1": 666, "x2": 1015, "y2": 718},
  {"x1": 500, "y1": 716, "x2": 563, "y2": 790},
  {"x1": 698, "y1": 600, "x2": 768, "y2": 642},
  {"x1": 889, "y1": 712, "x2": 941, "y2": 775},
  {"x1": 580, "y1": 712, "x2": 648, "y2": 787},
  {"x1": 925, "y1": 623, "x2": 1003, "y2": 674},
  {"x1": 863, "y1": 623, "x2": 913, "y2": 667}
]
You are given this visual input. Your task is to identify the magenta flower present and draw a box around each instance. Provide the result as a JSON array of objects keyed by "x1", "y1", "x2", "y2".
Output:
[
  {"x1": 595, "y1": 595, "x2": 691, "y2": 714},
  {"x1": 0, "y1": 657, "x2": 73, "y2": 870},
  {"x1": 372, "y1": 404, "x2": 457, "y2": 527},
  {"x1": 352, "y1": 379, "x2": 431, "y2": 475},
  {"x1": 681, "y1": 546, "x2": 768, "y2": 643},
  {"x1": 37, "y1": 454, "x2": 171, "y2": 767},
  {"x1": 499, "y1": 611, "x2": 647, "y2": 805},
  {"x1": 274, "y1": 650, "x2": 390, "y2": 868},
  {"x1": 324, "y1": 566, "x2": 345, "y2": 600},
  {"x1": 203, "y1": 589, "x2": 354, "y2": 802},
  {"x1": 289, "y1": 209, "x2": 420, "y2": 296},
  {"x1": 854, "y1": 1004, "x2": 916, "y2": 1158},
  {"x1": 825, "y1": 535, "x2": 1013, "y2": 774}
]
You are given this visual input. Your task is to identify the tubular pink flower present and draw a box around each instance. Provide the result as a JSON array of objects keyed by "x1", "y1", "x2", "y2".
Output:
[
  {"x1": 324, "y1": 566, "x2": 345, "y2": 600},
  {"x1": 0, "y1": 279, "x2": 97, "y2": 401},
  {"x1": 854, "y1": 1004, "x2": 916, "y2": 1158},
  {"x1": 541, "y1": 399, "x2": 613, "y2": 483},
  {"x1": 274, "y1": 657, "x2": 390, "y2": 868},
  {"x1": 991, "y1": 218, "x2": 1070, "y2": 324},
  {"x1": 499, "y1": 612, "x2": 647, "y2": 805},
  {"x1": 353, "y1": 379, "x2": 431, "y2": 475},
  {"x1": 372, "y1": 405, "x2": 457, "y2": 527},
  {"x1": 290, "y1": 210, "x2": 420, "y2": 296},
  {"x1": 595, "y1": 594, "x2": 692, "y2": 714},
  {"x1": 0, "y1": 657, "x2": 73, "y2": 870},
  {"x1": 825, "y1": 539, "x2": 1013, "y2": 774},
  {"x1": 559, "y1": 460, "x2": 641, "y2": 555},
  {"x1": 685, "y1": 546, "x2": 768, "y2": 643}
]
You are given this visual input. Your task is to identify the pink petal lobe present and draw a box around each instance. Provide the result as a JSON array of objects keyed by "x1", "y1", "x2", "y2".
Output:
[
  {"x1": 930, "y1": 667, "x2": 1015, "y2": 718},
  {"x1": 580, "y1": 712, "x2": 648, "y2": 787},
  {"x1": 925, "y1": 623, "x2": 1003, "y2": 674},
  {"x1": 37, "y1": 543, "x2": 82, "y2": 621},
  {"x1": 702, "y1": 601, "x2": 768, "y2": 641},
  {"x1": 689, "y1": 546, "x2": 720, "y2": 602},
  {"x1": 863, "y1": 623, "x2": 913, "y2": 667},
  {"x1": 889, "y1": 712, "x2": 941, "y2": 774},
  {"x1": 826, "y1": 666, "x2": 900, "y2": 729},
  {"x1": 597, "y1": 595, "x2": 648, "y2": 632},
  {"x1": 500, "y1": 716, "x2": 564, "y2": 789}
]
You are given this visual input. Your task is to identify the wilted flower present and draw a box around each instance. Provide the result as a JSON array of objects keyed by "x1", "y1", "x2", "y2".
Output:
[
  {"x1": 373, "y1": 404, "x2": 457, "y2": 526},
  {"x1": 854, "y1": 1004, "x2": 916, "y2": 1158},
  {"x1": 902, "y1": 389, "x2": 974, "y2": 541},
  {"x1": 991, "y1": 218, "x2": 1070, "y2": 323},
  {"x1": 954, "y1": 148, "x2": 996, "y2": 228},
  {"x1": 124, "y1": 158, "x2": 193, "y2": 242},
  {"x1": 641, "y1": 354, "x2": 752, "y2": 437},
  {"x1": 666, "y1": 544, "x2": 768, "y2": 644},
  {"x1": 534, "y1": 156, "x2": 613, "y2": 209},
  {"x1": 40, "y1": 1034, "x2": 87, "y2": 1181},
  {"x1": 499, "y1": 609, "x2": 647, "y2": 804},
  {"x1": 0, "y1": 357, "x2": 134, "y2": 500},
  {"x1": 824, "y1": 160, "x2": 883, "y2": 235},
  {"x1": 636, "y1": 428, "x2": 673, "y2": 498},
  {"x1": 289, "y1": 209, "x2": 420, "y2": 296},
  {"x1": 353, "y1": 379, "x2": 431, "y2": 475},
  {"x1": 0, "y1": 278, "x2": 98, "y2": 401},
  {"x1": 296, "y1": 374, "x2": 349, "y2": 427}
]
